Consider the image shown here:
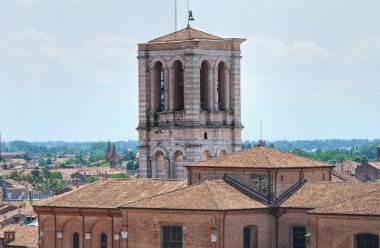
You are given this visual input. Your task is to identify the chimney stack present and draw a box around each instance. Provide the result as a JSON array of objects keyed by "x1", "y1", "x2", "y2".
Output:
[{"x1": 377, "y1": 146, "x2": 380, "y2": 162}]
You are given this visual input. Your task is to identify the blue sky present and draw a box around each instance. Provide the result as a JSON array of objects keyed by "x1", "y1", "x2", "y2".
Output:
[{"x1": 0, "y1": 0, "x2": 379, "y2": 141}]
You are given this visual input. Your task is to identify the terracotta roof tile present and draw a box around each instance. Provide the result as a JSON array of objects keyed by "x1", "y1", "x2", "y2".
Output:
[
  {"x1": 281, "y1": 182, "x2": 380, "y2": 209},
  {"x1": 309, "y1": 189, "x2": 380, "y2": 216},
  {"x1": 122, "y1": 180, "x2": 267, "y2": 211},
  {"x1": 0, "y1": 224, "x2": 38, "y2": 248},
  {"x1": 188, "y1": 146, "x2": 332, "y2": 169},
  {"x1": 33, "y1": 179, "x2": 187, "y2": 209},
  {"x1": 149, "y1": 27, "x2": 223, "y2": 43}
]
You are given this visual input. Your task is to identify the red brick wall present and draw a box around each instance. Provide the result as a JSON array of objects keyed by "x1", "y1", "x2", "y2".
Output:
[{"x1": 314, "y1": 215, "x2": 380, "y2": 248}]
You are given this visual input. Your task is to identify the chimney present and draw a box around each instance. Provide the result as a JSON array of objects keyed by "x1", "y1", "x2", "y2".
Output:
[
  {"x1": 4, "y1": 231, "x2": 15, "y2": 244},
  {"x1": 377, "y1": 146, "x2": 380, "y2": 162}
]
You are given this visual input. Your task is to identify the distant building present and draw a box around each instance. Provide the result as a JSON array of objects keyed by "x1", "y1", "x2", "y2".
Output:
[
  {"x1": 0, "y1": 153, "x2": 26, "y2": 160},
  {"x1": 355, "y1": 146, "x2": 380, "y2": 182},
  {"x1": 105, "y1": 141, "x2": 119, "y2": 169},
  {"x1": 337, "y1": 159, "x2": 360, "y2": 175},
  {"x1": 0, "y1": 224, "x2": 38, "y2": 248}
]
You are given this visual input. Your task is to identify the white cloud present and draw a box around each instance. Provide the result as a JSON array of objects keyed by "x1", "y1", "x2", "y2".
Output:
[
  {"x1": 344, "y1": 35, "x2": 380, "y2": 61},
  {"x1": 246, "y1": 35, "x2": 333, "y2": 64},
  {"x1": 39, "y1": 45, "x2": 67, "y2": 60},
  {"x1": 81, "y1": 34, "x2": 137, "y2": 59},
  {"x1": 10, "y1": 28, "x2": 56, "y2": 43}
]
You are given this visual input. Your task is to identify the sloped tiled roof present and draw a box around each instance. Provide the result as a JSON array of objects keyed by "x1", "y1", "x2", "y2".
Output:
[
  {"x1": 34, "y1": 179, "x2": 187, "y2": 209},
  {"x1": 0, "y1": 224, "x2": 38, "y2": 248},
  {"x1": 122, "y1": 180, "x2": 267, "y2": 211},
  {"x1": 149, "y1": 27, "x2": 223, "y2": 43},
  {"x1": 281, "y1": 182, "x2": 380, "y2": 209},
  {"x1": 332, "y1": 167, "x2": 360, "y2": 182},
  {"x1": 188, "y1": 146, "x2": 332, "y2": 169},
  {"x1": 368, "y1": 162, "x2": 380, "y2": 169},
  {"x1": 309, "y1": 189, "x2": 380, "y2": 216}
]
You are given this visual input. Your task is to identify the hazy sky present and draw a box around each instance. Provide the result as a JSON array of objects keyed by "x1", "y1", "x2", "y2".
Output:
[{"x1": 0, "y1": 0, "x2": 379, "y2": 141}]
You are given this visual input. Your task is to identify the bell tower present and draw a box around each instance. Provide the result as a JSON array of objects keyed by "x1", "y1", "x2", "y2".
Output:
[{"x1": 137, "y1": 27, "x2": 245, "y2": 178}]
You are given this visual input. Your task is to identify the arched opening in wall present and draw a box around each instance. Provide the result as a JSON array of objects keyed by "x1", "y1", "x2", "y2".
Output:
[
  {"x1": 220, "y1": 150, "x2": 228, "y2": 156},
  {"x1": 204, "y1": 132, "x2": 208, "y2": 139},
  {"x1": 243, "y1": 225, "x2": 258, "y2": 248},
  {"x1": 174, "y1": 150, "x2": 185, "y2": 178},
  {"x1": 154, "y1": 61, "x2": 165, "y2": 112},
  {"x1": 155, "y1": 151, "x2": 166, "y2": 178},
  {"x1": 200, "y1": 60, "x2": 210, "y2": 110},
  {"x1": 147, "y1": 160, "x2": 152, "y2": 178},
  {"x1": 173, "y1": 60, "x2": 184, "y2": 111},
  {"x1": 355, "y1": 233, "x2": 379, "y2": 248},
  {"x1": 100, "y1": 233, "x2": 107, "y2": 248},
  {"x1": 217, "y1": 61, "x2": 226, "y2": 111},
  {"x1": 203, "y1": 150, "x2": 212, "y2": 160},
  {"x1": 73, "y1": 233, "x2": 80, "y2": 248}
]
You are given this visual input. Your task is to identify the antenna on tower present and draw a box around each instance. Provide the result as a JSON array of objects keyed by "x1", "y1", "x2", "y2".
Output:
[
  {"x1": 174, "y1": 0, "x2": 177, "y2": 32},
  {"x1": 257, "y1": 121, "x2": 266, "y2": 147},
  {"x1": 187, "y1": 0, "x2": 194, "y2": 28}
]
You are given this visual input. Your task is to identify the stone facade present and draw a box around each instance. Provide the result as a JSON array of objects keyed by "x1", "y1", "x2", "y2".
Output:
[{"x1": 137, "y1": 28, "x2": 245, "y2": 179}]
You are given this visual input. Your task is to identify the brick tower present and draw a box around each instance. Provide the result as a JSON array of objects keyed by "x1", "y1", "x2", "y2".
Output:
[{"x1": 137, "y1": 27, "x2": 245, "y2": 179}]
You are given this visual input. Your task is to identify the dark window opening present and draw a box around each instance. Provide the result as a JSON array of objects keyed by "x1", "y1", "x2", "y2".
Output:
[
  {"x1": 204, "y1": 132, "x2": 208, "y2": 139},
  {"x1": 292, "y1": 226, "x2": 306, "y2": 248},
  {"x1": 101, "y1": 233, "x2": 107, "y2": 248},
  {"x1": 217, "y1": 62, "x2": 226, "y2": 111},
  {"x1": 200, "y1": 61, "x2": 209, "y2": 110},
  {"x1": 243, "y1": 225, "x2": 258, "y2": 248},
  {"x1": 174, "y1": 61, "x2": 184, "y2": 111},
  {"x1": 73, "y1": 233, "x2": 80, "y2": 248},
  {"x1": 355, "y1": 233, "x2": 379, "y2": 248},
  {"x1": 161, "y1": 226, "x2": 183, "y2": 248}
]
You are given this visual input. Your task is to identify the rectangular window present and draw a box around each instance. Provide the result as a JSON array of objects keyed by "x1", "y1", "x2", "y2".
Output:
[
  {"x1": 161, "y1": 226, "x2": 183, "y2": 248},
  {"x1": 243, "y1": 227, "x2": 251, "y2": 248},
  {"x1": 292, "y1": 226, "x2": 306, "y2": 248}
]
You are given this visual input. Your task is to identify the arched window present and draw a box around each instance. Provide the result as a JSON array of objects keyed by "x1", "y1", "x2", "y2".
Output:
[
  {"x1": 73, "y1": 233, "x2": 80, "y2": 248},
  {"x1": 173, "y1": 61, "x2": 184, "y2": 111},
  {"x1": 154, "y1": 62, "x2": 165, "y2": 112},
  {"x1": 243, "y1": 225, "x2": 258, "y2": 248},
  {"x1": 355, "y1": 233, "x2": 379, "y2": 248},
  {"x1": 174, "y1": 150, "x2": 185, "y2": 179},
  {"x1": 217, "y1": 62, "x2": 226, "y2": 111},
  {"x1": 204, "y1": 132, "x2": 208, "y2": 139},
  {"x1": 101, "y1": 233, "x2": 107, "y2": 248},
  {"x1": 200, "y1": 60, "x2": 210, "y2": 110},
  {"x1": 155, "y1": 151, "x2": 166, "y2": 178}
]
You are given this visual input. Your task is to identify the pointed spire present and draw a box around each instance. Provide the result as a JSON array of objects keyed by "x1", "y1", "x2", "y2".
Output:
[
  {"x1": 112, "y1": 144, "x2": 117, "y2": 157},
  {"x1": 107, "y1": 140, "x2": 111, "y2": 154}
]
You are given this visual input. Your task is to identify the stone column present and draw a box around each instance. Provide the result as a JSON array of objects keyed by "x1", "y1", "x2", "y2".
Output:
[
  {"x1": 169, "y1": 67, "x2": 175, "y2": 111},
  {"x1": 164, "y1": 68, "x2": 169, "y2": 111},
  {"x1": 213, "y1": 68, "x2": 218, "y2": 110},
  {"x1": 151, "y1": 159, "x2": 157, "y2": 178},
  {"x1": 149, "y1": 69, "x2": 156, "y2": 112},
  {"x1": 224, "y1": 67, "x2": 230, "y2": 111},
  {"x1": 207, "y1": 67, "x2": 214, "y2": 110}
]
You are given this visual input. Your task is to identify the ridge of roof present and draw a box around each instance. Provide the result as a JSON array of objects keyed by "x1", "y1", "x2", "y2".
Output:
[
  {"x1": 205, "y1": 180, "x2": 223, "y2": 210},
  {"x1": 188, "y1": 146, "x2": 332, "y2": 169},
  {"x1": 148, "y1": 27, "x2": 223, "y2": 43}
]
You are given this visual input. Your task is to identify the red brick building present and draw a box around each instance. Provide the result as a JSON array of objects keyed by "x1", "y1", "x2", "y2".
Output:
[{"x1": 33, "y1": 146, "x2": 380, "y2": 248}]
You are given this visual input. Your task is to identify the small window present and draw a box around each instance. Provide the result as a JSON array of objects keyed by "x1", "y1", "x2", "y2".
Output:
[
  {"x1": 73, "y1": 233, "x2": 80, "y2": 248},
  {"x1": 243, "y1": 225, "x2": 258, "y2": 248},
  {"x1": 204, "y1": 132, "x2": 208, "y2": 139},
  {"x1": 291, "y1": 226, "x2": 306, "y2": 248},
  {"x1": 101, "y1": 233, "x2": 107, "y2": 248},
  {"x1": 355, "y1": 233, "x2": 379, "y2": 248},
  {"x1": 161, "y1": 226, "x2": 183, "y2": 248}
]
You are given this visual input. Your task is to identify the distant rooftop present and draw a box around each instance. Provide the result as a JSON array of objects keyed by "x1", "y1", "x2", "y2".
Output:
[
  {"x1": 148, "y1": 27, "x2": 223, "y2": 43},
  {"x1": 188, "y1": 146, "x2": 333, "y2": 169}
]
